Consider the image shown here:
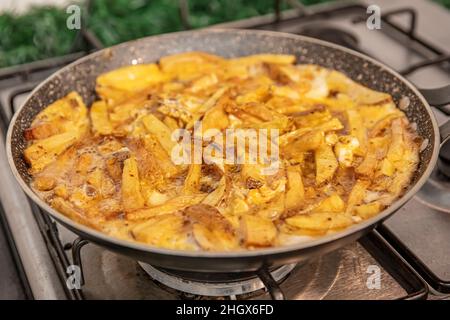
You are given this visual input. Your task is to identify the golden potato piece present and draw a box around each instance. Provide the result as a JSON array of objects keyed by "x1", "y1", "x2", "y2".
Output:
[
  {"x1": 96, "y1": 64, "x2": 168, "y2": 97},
  {"x1": 356, "y1": 136, "x2": 389, "y2": 177},
  {"x1": 202, "y1": 176, "x2": 226, "y2": 206},
  {"x1": 346, "y1": 109, "x2": 367, "y2": 155},
  {"x1": 315, "y1": 144, "x2": 338, "y2": 185},
  {"x1": 185, "y1": 204, "x2": 238, "y2": 250},
  {"x1": 183, "y1": 164, "x2": 202, "y2": 194},
  {"x1": 354, "y1": 202, "x2": 383, "y2": 219},
  {"x1": 131, "y1": 214, "x2": 194, "y2": 250},
  {"x1": 27, "y1": 91, "x2": 88, "y2": 138},
  {"x1": 141, "y1": 114, "x2": 177, "y2": 157},
  {"x1": 286, "y1": 212, "x2": 353, "y2": 231},
  {"x1": 121, "y1": 156, "x2": 145, "y2": 211},
  {"x1": 285, "y1": 165, "x2": 305, "y2": 210},
  {"x1": 160, "y1": 51, "x2": 225, "y2": 81},
  {"x1": 327, "y1": 70, "x2": 391, "y2": 105},
  {"x1": 24, "y1": 131, "x2": 80, "y2": 173},
  {"x1": 346, "y1": 180, "x2": 370, "y2": 213},
  {"x1": 230, "y1": 54, "x2": 296, "y2": 66},
  {"x1": 33, "y1": 176, "x2": 56, "y2": 191},
  {"x1": 313, "y1": 194, "x2": 345, "y2": 213},
  {"x1": 284, "y1": 131, "x2": 323, "y2": 158},
  {"x1": 127, "y1": 194, "x2": 205, "y2": 220},
  {"x1": 241, "y1": 215, "x2": 277, "y2": 247},
  {"x1": 90, "y1": 100, "x2": 113, "y2": 135}
]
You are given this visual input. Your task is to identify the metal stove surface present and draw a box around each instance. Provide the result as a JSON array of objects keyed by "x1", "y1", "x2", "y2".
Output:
[{"x1": 0, "y1": 0, "x2": 450, "y2": 300}]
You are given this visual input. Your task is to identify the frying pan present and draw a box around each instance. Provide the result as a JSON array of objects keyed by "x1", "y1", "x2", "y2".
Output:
[{"x1": 6, "y1": 29, "x2": 450, "y2": 275}]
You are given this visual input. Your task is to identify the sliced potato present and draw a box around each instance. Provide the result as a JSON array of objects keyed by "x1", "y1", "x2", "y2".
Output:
[
  {"x1": 240, "y1": 215, "x2": 277, "y2": 247},
  {"x1": 121, "y1": 156, "x2": 145, "y2": 211},
  {"x1": 127, "y1": 194, "x2": 205, "y2": 220},
  {"x1": 327, "y1": 70, "x2": 391, "y2": 105},
  {"x1": 315, "y1": 144, "x2": 338, "y2": 185},
  {"x1": 354, "y1": 202, "x2": 382, "y2": 219},
  {"x1": 285, "y1": 165, "x2": 305, "y2": 209},
  {"x1": 183, "y1": 164, "x2": 202, "y2": 194},
  {"x1": 96, "y1": 64, "x2": 168, "y2": 101},
  {"x1": 356, "y1": 136, "x2": 389, "y2": 177},
  {"x1": 131, "y1": 214, "x2": 194, "y2": 250},
  {"x1": 185, "y1": 204, "x2": 238, "y2": 250},
  {"x1": 24, "y1": 131, "x2": 80, "y2": 173},
  {"x1": 141, "y1": 114, "x2": 177, "y2": 157},
  {"x1": 286, "y1": 211, "x2": 353, "y2": 231},
  {"x1": 90, "y1": 100, "x2": 113, "y2": 135},
  {"x1": 313, "y1": 194, "x2": 345, "y2": 213},
  {"x1": 346, "y1": 179, "x2": 370, "y2": 213}
]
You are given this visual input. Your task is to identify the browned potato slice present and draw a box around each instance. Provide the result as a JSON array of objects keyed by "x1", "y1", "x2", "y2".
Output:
[
  {"x1": 284, "y1": 131, "x2": 324, "y2": 158},
  {"x1": 313, "y1": 194, "x2": 345, "y2": 213},
  {"x1": 369, "y1": 114, "x2": 401, "y2": 138},
  {"x1": 346, "y1": 180, "x2": 370, "y2": 212},
  {"x1": 24, "y1": 131, "x2": 80, "y2": 173},
  {"x1": 346, "y1": 109, "x2": 367, "y2": 155},
  {"x1": 33, "y1": 176, "x2": 56, "y2": 191},
  {"x1": 183, "y1": 164, "x2": 202, "y2": 194},
  {"x1": 121, "y1": 156, "x2": 145, "y2": 211},
  {"x1": 327, "y1": 71, "x2": 391, "y2": 105},
  {"x1": 127, "y1": 194, "x2": 205, "y2": 220},
  {"x1": 356, "y1": 136, "x2": 389, "y2": 177},
  {"x1": 354, "y1": 202, "x2": 382, "y2": 219},
  {"x1": 24, "y1": 122, "x2": 62, "y2": 141},
  {"x1": 141, "y1": 114, "x2": 177, "y2": 157},
  {"x1": 26, "y1": 92, "x2": 88, "y2": 140},
  {"x1": 184, "y1": 204, "x2": 238, "y2": 250},
  {"x1": 202, "y1": 177, "x2": 226, "y2": 206},
  {"x1": 160, "y1": 52, "x2": 225, "y2": 81},
  {"x1": 131, "y1": 214, "x2": 194, "y2": 250},
  {"x1": 285, "y1": 165, "x2": 305, "y2": 209},
  {"x1": 386, "y1": 118, "x2": 405, "y2": 164},
  {"x1": 286, "y1": 212, "x2": 353, "y2": 231},
  {"x1": 188, "y1": 73, "x2": 218, "y2": 93},
  {"x1": 241, "y1": 215, "x2": 277, "y2": 247},
  {"x1": 96, "y1": 64, "x2": 168, "y2": 101},
  {"x1": 230, "y1": 54, "x2": 296, "y2": 66},
  {"x1": 90, "y1": 100, "x2": 113, "y2": 135},
  {"x1": 142, "y1": 135, "x2": 180, "y2": 178},
  {"x1": 51, "y1": 197, "x2": 102, "y2": 229},
  {"x1": 358, "y1": 103, "x2": 401, "y2": 129},
  {"x1": 315, "y1": 144, "x2": 338, "y2": 185}
]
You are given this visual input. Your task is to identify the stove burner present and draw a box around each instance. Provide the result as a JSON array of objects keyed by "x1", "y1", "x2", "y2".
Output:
[
  {"x1": 139, "y1": 263, "x2": 295, "y2": 297},
  {"x1": 415, "y1": 164, "x2": 450, "y2": 213},
  {"x1": 297, "y1": 25, "x2": 360, "y2": 50}
]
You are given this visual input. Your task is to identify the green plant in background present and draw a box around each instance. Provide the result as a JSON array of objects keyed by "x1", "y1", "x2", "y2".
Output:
[
  {"x1": 0, "y1": 6, "x2": 78, "y2": 67},
  {"x1": 0, "y1": 0, "x2": 449, "y2": 68}
]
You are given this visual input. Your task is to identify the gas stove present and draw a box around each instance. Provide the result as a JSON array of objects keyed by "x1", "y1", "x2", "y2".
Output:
[{"x1": 0, "y1": 0, "x2": 449, "y2": 300}]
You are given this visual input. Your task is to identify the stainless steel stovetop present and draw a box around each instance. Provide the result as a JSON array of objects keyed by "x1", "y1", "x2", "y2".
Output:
[{"x1": 0, "y1": 0, "x2": 449, "y2": 300}]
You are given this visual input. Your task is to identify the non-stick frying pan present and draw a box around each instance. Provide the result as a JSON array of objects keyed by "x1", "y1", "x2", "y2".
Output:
[{"x1": 6, "y1": 29, "x2": 450, "y2": 275}]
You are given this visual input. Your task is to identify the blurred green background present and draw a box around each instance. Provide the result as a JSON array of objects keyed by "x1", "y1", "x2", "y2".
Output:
[{"x1": 0, "y1": 0, "x2": 449, "y2": 68}]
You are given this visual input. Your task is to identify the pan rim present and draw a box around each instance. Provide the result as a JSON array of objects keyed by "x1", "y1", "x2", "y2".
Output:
[{"x1": 6, "y1": 28, "x2": 440, "y2": 259}]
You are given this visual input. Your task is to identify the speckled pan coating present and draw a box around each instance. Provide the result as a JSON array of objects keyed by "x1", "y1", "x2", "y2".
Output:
[{"x1": 6, "y1": 29, "x2": 440, "y2": 272}]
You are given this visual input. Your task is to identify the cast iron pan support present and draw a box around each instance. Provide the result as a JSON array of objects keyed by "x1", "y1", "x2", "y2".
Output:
[
  {"x1": 257, "y1": 266, "x2": 285, "y2": 300},
  {"x1": 419, "y1": 86, "x2": 450, "y2": 177},
  {"x1": 71, "y1": 237, "x2": 89, "y2": 286}
]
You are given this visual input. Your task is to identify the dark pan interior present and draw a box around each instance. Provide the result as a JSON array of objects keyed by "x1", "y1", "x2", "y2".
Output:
[{"x1": 9, "y1": 29, "x2": 436, "y2": 191}]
